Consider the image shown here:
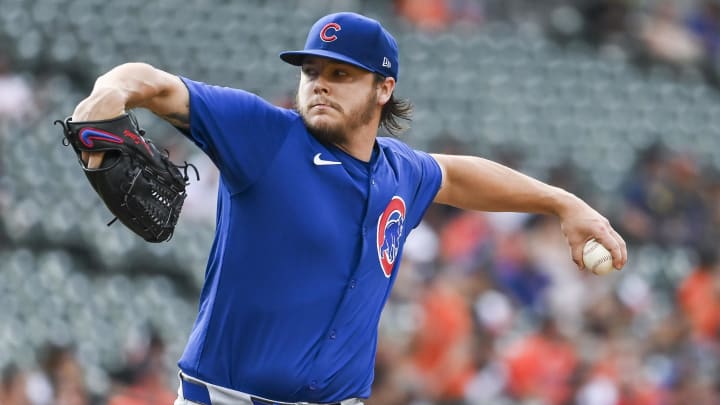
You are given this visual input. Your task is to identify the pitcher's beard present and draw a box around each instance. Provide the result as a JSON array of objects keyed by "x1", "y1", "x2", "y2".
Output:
[
  {"x1": 298, "y1": 91, "x2": 377, "y2": 146},
  {"x1": 303, "y1": 118, "x2": 346, "y2": 145}
]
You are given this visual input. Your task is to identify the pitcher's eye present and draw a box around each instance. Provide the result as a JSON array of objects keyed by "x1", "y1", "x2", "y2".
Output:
[{"x1": 301, "y1": 66, "x2": 318, "y2": 77}]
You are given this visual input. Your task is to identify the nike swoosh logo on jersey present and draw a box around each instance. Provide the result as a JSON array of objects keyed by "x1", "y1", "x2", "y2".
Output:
[{"x1": 313, "y1": 153, "x2": 342, "y2": 166}]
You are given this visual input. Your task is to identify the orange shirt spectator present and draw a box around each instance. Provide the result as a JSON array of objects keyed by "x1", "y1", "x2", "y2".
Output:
[
  {"x1": 678, "y1": 249, "x2": 720, "y2": 340},
  {"x1": 439, "y1": 211, "x2": 490, "y2": 266},
  {"x1": 395, "y1": 0, "x2": 451, "y2": 31},
  {"x1": 504, "y1": 318, "x2": 578, "y2": 405},
  {"x1": 589, "y1": 338, "x2": 662, "y2": 405},
  {"x1": 410, "y1": 275, "x2": 475, "y2": 401},
  {"x1": 107, "y1": 381, "x2": 176, "y2": 405}
]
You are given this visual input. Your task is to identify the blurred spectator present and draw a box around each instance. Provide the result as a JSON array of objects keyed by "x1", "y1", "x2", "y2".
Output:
[
  {"x1": 579, "y1": 0, "x2": 633, "y2": 50},
  {"x1": 677, "y1": 245, "x2": 720, "y2": 341},
  {"x1": 438, "y1": 210, "x2": 491, "y2": 269},
  {"x1": 663, "y1": 154, "x2": 708, "y2": 245},
  {"x1": 618, "y1": 143, "x2": 666, "y2": 244},
  {"x1": 619, "y1": 145, "x2": 707, "y2": 246},
  {"x1": 366, "y1": 342, "x2": 414, "y2": 405},
  {"x1": 503, "y1": 316, "x2": 579, "y2": 404},
  {"x1": 449, "y1": 0, "x2": 485, "y2": 27},
  {"x1": 408, "y1": 273, "x2": 475, "y2": 404},
  {"x1": 576, "y1": 372, "x2": 620, "y2": 405},
  {"x1": 578, "y1": 288, "x2": 671, "y2": 405},
  {"x1": 0, "y1": 54, "x2": 36, "y2": 123},
  {"x1": 526, "y1": 214, "x2": 586, "y2": 333},
  {"x1": 107, "y1": 329, "x2": 176, "y2": 405},
  {"x1": 583, "y1": 289, "x2": 634, "y2": 342},
  {"x1": 491, "y1": 229, "x2": 550, "y2": 316},
  {"x1": 685, "y1": 1, "x2": 720, "y2": 60},
  {"x1": 0, "y1": 363, "x2": 30, "y2": 405},
  {"x1": 643, "y1": 310, "x2": 716, "y2": 404},
  {"x1": 586, "y1": 336, "x2": 662, "y2": 405},
  {"x1": 396, "y1": 0, "x2": 452, "y2": 30},
  {"x1": 638, "y1": 1, "x2": 703, "y2": 67},
  {"x1": 395, "y1": 0, "x2": 484, "y2": 31},
  {"x1": 39, "y1": 344, "x2": 93, "y2": 405},
  {"x1": 472, "y1": 286, "x2": 514, "y2": 336},
  {"x1": 182, "y1": 151, "x2": 220, "y2": 225},
  {"x1": 463, "y1": 331, "x2": 508, "y2": 403}
]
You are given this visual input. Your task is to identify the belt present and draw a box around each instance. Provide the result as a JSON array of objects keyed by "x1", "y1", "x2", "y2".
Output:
[{"x1": 179, "y1": 372, "x2": 354, "y2": 405}]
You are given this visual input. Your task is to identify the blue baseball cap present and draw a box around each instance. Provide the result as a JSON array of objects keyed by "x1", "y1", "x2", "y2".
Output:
[{"x1": 280, "y1": 12, "x2": 399, "y2": 81}]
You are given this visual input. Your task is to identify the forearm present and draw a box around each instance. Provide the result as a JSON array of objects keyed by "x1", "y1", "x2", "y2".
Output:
[
  {"x1": 432, "y1": 154, "x2": 627, "y2": 270},
  {"x1": 431, "y1": 154, "x2": 580, "y2": 216},
  {"x1": 95, "y1": 63, "x2": 169, "y2": 108},
  {"x1": 71, "y1": 63, "x2": 189, "y2": 169},
  {"x1": 72, "y1": 63, "x2": 184, "y2": 122}
]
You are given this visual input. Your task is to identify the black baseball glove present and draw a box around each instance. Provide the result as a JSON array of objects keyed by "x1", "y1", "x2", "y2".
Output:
[{"x1": 54, "y1": 112, "x2": 197, "y2": 242}]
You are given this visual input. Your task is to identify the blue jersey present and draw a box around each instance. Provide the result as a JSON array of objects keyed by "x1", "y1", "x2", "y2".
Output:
[{"x1": 177, "y1": 78, "x2": 442, "y2": 403}]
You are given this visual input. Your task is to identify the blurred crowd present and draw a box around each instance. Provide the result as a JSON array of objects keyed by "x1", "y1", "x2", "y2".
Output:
[
  {"x1": 394, "y1": 0, "x2": 720, "y2": 89},
  {"x1": 0, "y1": 329, "x2": 176, "y2": 405},
  {"x1": 2, "y1": 1, "x2": 720, "y2": 405}
]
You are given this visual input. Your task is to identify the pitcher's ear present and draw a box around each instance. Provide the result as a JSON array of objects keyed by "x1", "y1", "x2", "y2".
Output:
[{"x1": 377, "y1": 76, "x2": 395, "y2": 105}]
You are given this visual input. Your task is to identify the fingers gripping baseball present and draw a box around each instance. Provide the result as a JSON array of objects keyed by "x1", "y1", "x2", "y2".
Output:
[
  {"x1": 585, "y1": 220, "x2": 626, "y2": 270},
  {"x1": 561, "y1": 205, "x2": 627, "y2": 272}
]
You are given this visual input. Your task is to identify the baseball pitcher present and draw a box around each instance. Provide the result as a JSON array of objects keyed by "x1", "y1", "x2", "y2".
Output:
[{"x1": 65, "y1": 12, "x2": 627, "y2": 405}]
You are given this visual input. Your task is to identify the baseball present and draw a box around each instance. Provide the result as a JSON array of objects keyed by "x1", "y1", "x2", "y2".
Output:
[{"x1": 583, "y1": 238, "x2": 615, "y2": 275}]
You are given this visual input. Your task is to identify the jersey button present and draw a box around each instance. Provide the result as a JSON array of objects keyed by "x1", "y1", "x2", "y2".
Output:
[
  {"x1": 329, "y1": 329, "x2": 336, "y2": 339},
  {"x1": 309, "y1": 380, "x2": 317, "y2": 390},
  {"x1": 349, "y1": 279, "x2": 357, "y2": 289},
  {"x1": 371, "y1": 178, "x2": 376, "y2": 185}
]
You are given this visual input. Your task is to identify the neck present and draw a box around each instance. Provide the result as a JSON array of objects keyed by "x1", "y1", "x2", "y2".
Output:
[{"x1": 333, "y1": 124, "x2": 378, "y2": 162}]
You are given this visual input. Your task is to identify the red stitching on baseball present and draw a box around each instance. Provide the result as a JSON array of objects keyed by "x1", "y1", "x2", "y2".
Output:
[{"x1": 590, "y1": 255, "x2": 612, "y2": 272}]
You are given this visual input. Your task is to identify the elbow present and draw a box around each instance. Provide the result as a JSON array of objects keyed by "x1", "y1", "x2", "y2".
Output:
[
  {"x1": 93, "y1": 62, "x2": 169, "y2": 106},
  {"x1": 95, "y1": 62, "x2": 156, "y2": 86},
  {"x1": 114, "y1": 62, "x2": 157, "y2": 73}
]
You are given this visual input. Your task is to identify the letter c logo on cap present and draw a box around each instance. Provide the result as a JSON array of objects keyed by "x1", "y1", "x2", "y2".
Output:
[{"x1": 320, "y1": 22, "x2": 341, "y2": 42}]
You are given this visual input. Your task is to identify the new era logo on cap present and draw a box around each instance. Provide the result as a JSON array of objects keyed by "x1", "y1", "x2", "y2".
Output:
[{"x1": 279, "y1": 12, "x2": 400, "y2": 81}]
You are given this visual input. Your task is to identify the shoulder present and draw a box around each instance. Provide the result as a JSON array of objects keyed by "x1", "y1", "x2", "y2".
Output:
[
  {"x1": 182, "y1": 77, "x2": 295, "y2": 113},
  {"x1": 377, "y1": 137, "x2": 416, "y2": 159},
  {"x1": 377, "y1": 137, "x2": 437, "y2": 166},
  {"x1": 181, "y1": 76, "x2": 302, "y2": 124},
  {"x1": 378, "y1": 137, "x2": 442, "y2": 183}
]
